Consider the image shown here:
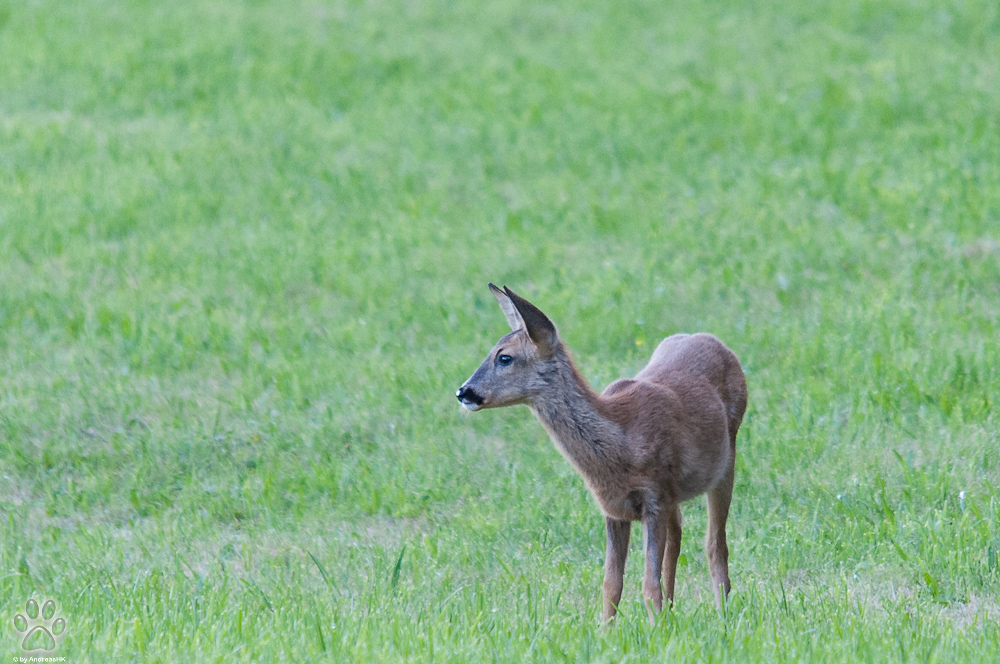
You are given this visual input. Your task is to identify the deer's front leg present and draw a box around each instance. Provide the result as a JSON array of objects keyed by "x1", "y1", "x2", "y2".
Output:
[
  {"x1": 641, "y1": 505, "x2": 668, "y2": 625},
  {"x1": 661, "y1": 504, "x2": 682, "y2": 608},
  {"x1": 602, "y1": 518, "x2": 630, "y2": 624}
]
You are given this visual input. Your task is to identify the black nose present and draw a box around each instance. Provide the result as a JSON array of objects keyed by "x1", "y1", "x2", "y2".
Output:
[{"x1": 456, "y1": 386, "x2": 483, "y2": 405}]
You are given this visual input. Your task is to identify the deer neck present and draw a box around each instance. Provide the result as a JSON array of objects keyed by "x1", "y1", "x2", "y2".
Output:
[{"x1": 529, "y1": 346, "x2": 624, "y2": 477}]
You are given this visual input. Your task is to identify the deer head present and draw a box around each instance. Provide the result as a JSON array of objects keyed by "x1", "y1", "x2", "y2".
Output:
[{"x1": 456, "y1": 284, "x2": 559, "y2": 411}]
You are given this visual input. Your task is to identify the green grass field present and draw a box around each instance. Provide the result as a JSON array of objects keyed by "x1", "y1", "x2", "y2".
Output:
[{"x1": 2, "y1": 0, "x2": 999, "y2": 660}]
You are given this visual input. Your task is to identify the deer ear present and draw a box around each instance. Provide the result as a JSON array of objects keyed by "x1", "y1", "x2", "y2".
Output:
[
  {"x1": 503, "y1": 286, "x2": 557, "y2": 355},
  {"x1": 489, "y1": 283, "x2": 525, "y2": 332}
]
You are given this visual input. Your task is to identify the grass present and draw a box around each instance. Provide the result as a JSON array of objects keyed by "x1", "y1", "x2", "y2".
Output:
[{"x1": 1, "y1": 0, "x2": 999, "y2": 660}]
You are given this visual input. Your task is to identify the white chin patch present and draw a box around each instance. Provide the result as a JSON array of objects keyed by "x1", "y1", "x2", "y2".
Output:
[{"x1": 460, "y1": 401, "x2": 483, "y2": 411}]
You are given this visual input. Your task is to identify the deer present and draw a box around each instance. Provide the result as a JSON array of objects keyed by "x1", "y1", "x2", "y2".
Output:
[{"x1": 456, "y1": 284, "x2": 747, "y2": 625}]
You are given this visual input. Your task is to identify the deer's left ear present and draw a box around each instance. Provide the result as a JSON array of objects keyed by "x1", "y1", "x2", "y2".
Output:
[
  {"x1": 503, "y1": 286, "x2": 557, "y2": 356},
  {"x1": 489, "y1": 283, "x2": 525, "y2": 332}
]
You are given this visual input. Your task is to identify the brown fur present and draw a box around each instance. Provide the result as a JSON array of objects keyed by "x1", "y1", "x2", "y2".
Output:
[{"x1": 457, "y1": 285, "x2": 748, "y2": 624}]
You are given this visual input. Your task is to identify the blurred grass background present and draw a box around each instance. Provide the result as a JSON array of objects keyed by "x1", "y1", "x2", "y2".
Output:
[{"x1": 1, "y1": 0, "x2": 998, "y2": 660}]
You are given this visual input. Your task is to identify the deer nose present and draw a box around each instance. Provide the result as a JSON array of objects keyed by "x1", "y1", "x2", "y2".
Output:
[{"x1": 456, "y1": 386, "x2": 483, "y2": 406}]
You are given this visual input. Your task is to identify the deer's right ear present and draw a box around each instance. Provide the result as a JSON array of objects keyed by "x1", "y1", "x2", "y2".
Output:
[
  {"x1": 489, "y1": 282, "x2": 525, "y2": 332},
  {"x1": 503, "y1": 286, "x2": 557, "y2": 355}
]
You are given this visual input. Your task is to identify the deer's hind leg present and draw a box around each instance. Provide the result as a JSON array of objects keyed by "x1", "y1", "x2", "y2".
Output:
[{"x1": 705, "y1": 460, "x2": 734, "y2": 609}]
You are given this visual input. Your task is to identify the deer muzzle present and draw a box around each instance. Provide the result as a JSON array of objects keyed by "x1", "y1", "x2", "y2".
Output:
[{"x1": 456, "y1": 385, "x2": 484, "y2": 410}]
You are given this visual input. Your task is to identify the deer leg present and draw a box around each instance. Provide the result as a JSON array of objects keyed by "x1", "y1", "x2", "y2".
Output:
[
  {"x1": 602, "y1": 518, "x2": 631, "y2": 624},
  {"x1": 706, "y1": 461, "x2": 735, "y2": 609},
  {"x1": 641, "y1": 505, "x2": 668, "y2": 625},
  {"x1": 661, "y1": 504, "x2": 682, "y2": 608}
]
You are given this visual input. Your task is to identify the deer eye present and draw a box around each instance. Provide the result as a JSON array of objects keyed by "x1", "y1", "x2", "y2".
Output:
[{"x1": 497, "y1": 354, "x2": 513, "y2": 366}]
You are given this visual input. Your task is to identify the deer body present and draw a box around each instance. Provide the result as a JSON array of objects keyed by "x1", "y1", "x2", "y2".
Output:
[{"x1": 457, "y1": 285, "x2": 747, "y2": 625}]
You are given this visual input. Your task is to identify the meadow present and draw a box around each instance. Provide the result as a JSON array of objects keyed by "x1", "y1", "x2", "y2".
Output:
[{"x1": 1, "y1": 0, "x2": 999, "y2": 660}]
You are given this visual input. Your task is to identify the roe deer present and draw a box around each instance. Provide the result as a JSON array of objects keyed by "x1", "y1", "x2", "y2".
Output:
[{"x1": 456, "y1": 284, "x2": 747, "y2": 625}]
